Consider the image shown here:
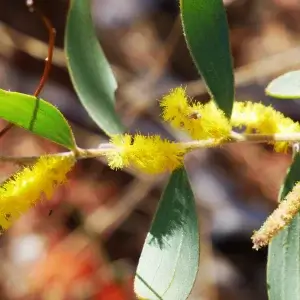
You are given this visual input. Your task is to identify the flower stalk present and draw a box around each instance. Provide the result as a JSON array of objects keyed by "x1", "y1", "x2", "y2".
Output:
[
  {"x1": 252, "y1": 182, "x2": 300, "y2": 250},
  {"x1": 2, "y1": 131, "x2": 300, "y2": 167}
]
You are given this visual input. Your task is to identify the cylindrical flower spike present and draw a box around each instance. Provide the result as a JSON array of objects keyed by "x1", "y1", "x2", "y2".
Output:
[
  {"x1": 105, "y1": 134, "x2": 186, "y2": 174},
  {"x1": 252, "y1": 181, "x2": 300, "y2": 250},
  {"x1": 160, "y1": 87, "x2": 300, "y2": 152},
  {"x1": 232, "y1": 101, "x2": 300, "y2": 152},
  {"x1": 160, "y1": 87, "x2": 231, "y2": 141},
  {"x1": 0, "y1": 155, "x2": 75, "y2": 232}
]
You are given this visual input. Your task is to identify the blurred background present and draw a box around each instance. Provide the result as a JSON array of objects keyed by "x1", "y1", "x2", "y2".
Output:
[{"x1": 0, "y1": 0, "x2": 299, "y2": 299}]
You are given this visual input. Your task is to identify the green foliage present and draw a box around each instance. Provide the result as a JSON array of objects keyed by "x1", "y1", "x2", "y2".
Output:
[
  {"x1": 0, "y1": 89, "x2": 75, "y2": 149},
  {"x1": 266, "y1": 70, "x2": 300, "y2": 99},
  {"x1": 267, "y1": 154, "x2": 300, "y2": 300},
  {"x1": 65, "y1": 0, "x2": 124, "y2": 135},
  {"x1": 4, "y1": 0, "x2": 300, "y2": 299},
  {"x1": 134, "y1": 168, "x2": 199, "y2": 300},
  {"x1": 180, "y1": 0, "x2": 234, "y2": 118}
]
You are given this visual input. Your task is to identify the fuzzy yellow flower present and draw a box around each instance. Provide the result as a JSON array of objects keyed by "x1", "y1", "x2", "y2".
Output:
[
  {"x1": 160, "y1": 87, "x2": 190, "y2": 129},
  {"x1": 232, "y1": 102, "x2": 300, "y2": 152},
  {"x1": 105, "y1": 134, "x2": 186, "y2": 174},
  {"x1": 0, "y1": 155, "x2": 75, "y2": 231},
  {"x1": 160, "y1": 87, "x2": 231, "y2": 141}
]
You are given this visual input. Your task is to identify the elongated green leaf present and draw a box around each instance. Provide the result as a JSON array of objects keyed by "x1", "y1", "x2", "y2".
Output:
[
  {"x1": 266, "y1": 70, "x2": 300, "y2": 99},
  {"x1": 267, "y1": 154, "x2": 300, "y2": 300},
  {"x1": 0, "y1": 89, "x2": 76, "y2": 149},
  {"x1": 65, "y1": 0, "x2": 124, "y2": 135},
  {"x1": 180, "y1": 0, "x2": 234, "y2": 118},
  {"x1": 134, "y1": 168, "x2": 199, "y2": 300}
]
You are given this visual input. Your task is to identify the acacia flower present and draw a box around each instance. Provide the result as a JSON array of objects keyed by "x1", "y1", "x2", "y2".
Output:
[
  {"x1": 252, "y1": 181, "x2": 300, "y2": 250},
  {"x1": 0, "y1": 155, "x2": 75, "y2": 231},
  {"x1": 160, "y1": 87, "x2": 231, "y2": 141},
  {"x1": 105, "y1": 134, "x2": 186, "y2": 174},
  {"x1": 232, "y1": 101, "x2": 300, "y2": 152}
]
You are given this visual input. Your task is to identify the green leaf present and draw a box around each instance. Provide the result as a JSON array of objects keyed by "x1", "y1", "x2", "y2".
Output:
[
  {"x1": 180, "y1": 0, "x2": 234, "y2": 118},
  {"x1": 267, "y1": 154, "x2": 300, "y2": 300},
  {"x1": 266, "y1": 70, "x2": 300, "y2": 99},
  {"x1": 65, "y1": 0, "x2": 124, "y2": 135},
  {"x1": 134, "y1": 168, "x2": 199, "y2": 300},
  {"x1": 0, "y1": 89, "x2": 76, "y2": 149}
]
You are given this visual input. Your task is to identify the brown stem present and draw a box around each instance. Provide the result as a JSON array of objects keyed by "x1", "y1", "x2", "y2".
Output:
[
  {"x1": 0, "y1": 0, "x2": 55, "y2": 139},
  {"x1": 0, "y1": 123, "x2": 14, "y2": 139},
  {"x1": 31, "y1": 5, "x2": 56, "y2": 97}
]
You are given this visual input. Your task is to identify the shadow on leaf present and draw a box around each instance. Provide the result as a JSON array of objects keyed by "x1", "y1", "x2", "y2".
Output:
[{"x1": 148, "y1": 168, "x2": 192, "y2": 249}]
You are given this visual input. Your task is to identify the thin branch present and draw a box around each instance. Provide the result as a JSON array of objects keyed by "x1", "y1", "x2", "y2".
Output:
[
  {"x1": 0, "y1": 145, "x2": 113, "y2": 164},
  {"x1": 2, "y1": 131, "x2": 300, "y2": 164},
  {"x1": 0, "y1": 152, "x2": 73, "y2": 164},
  {"x1": 233, "y1": 132, "x2": 300, "y2": 143},
  {"x1": 0, "y1": 124, "x2": 14, "y2": 139},
  {"x1": 30, "y1": 5, "x2": 56, "y2": 97}
]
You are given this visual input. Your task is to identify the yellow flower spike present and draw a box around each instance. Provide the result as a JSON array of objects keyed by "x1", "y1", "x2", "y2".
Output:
[
  {"x1": 231, "y1": 102, "x2": 256, "y2": 131},
  {"x1": 0, "y1": 155, "x2": 75, "y2": 231},
  {"x1": 105, "y1": 134, "x2": 132, "y2": 170},
  {"x1": 131, "y1": 134, "x2": 186, "y2": 173},
  {"x1": 160, "y1": 87, "x2": 231, "y2": 141},
  {"x1": 188, "y1": 101, "x2": 231, "y2": 140},
  {"x1": 232, "y1": 101, "x2": 300, "y2": 152},
  {"x1": 160, "y1": 86, "x2": 190, "y2": 129},
  {"x1": 106, "y1": 134, "x2": 186, "y2": 174},
  {"x1": 252, "y1": 181, "x2": 300, "y2": 250}
]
